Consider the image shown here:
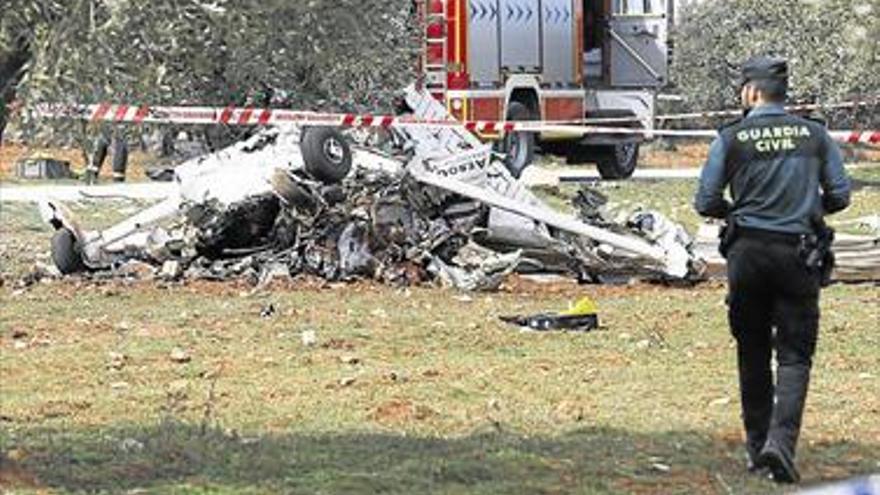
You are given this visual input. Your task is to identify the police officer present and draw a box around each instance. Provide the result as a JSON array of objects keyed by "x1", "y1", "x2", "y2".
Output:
[{"x1": 694, "y1": 56, "x2": 851, "y2": 484}]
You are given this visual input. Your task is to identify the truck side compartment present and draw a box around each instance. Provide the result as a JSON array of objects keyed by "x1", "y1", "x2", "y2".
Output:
[{"x1": 417, "y1": 0, "x2": 670, "y2": 179}]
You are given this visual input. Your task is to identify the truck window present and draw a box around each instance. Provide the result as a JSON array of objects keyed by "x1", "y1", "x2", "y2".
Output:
[{"x1": 614, "y1": 0, "x2": 654, "y2": 14}]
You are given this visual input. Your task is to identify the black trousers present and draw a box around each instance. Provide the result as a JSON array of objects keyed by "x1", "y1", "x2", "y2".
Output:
[{"x1": 726, "y1": 229, "x2": 821, "y2": 459}]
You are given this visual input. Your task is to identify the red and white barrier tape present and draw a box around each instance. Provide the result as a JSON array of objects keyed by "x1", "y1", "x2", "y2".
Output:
[
  {"x1": 33, "y1": 103, "x2": 880, "y2": 145},
  {"x1": 572, "y1": 99, "x2": 880, "y2": 125},
  {"x1": 830, "y1": 130, "x2": 880, "y2": 145}
]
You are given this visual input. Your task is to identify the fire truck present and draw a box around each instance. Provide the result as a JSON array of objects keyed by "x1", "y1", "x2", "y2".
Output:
[{"x1": 417, "y1": 0, "x2": 671, "y2": 179}]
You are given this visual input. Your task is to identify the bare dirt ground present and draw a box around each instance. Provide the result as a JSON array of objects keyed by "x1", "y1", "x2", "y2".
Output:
[{"x1": 1, "y1": 144, "x2": 879, "y2": 494}]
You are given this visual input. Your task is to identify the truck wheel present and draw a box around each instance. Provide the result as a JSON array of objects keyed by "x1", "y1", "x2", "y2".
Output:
[
  {"x1": 51, "y1": 228, "x2": 87, "y2": 275},
  {"x1": 596, "y1": 143, "x2": 639, "y2": 180},
  {"x1": 301, "y1": 127, "x2": 353, "y2": 184},
  {"x1": 496, "y1": 102, "x2": 536, "y2": 178}
]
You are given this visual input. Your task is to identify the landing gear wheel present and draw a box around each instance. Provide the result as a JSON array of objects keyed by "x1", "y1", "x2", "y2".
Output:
[
  {"x1": 301, "y1": 127, "x2": 353, "y2": 185},
  {"x1": 495, "y1": 102, "x2": 536, "y2": 179},
  {"x1": 596, "y1": 143, "x2": 639, "y2": 180},
  {"x1": 51, "y1": 228, "x2": 87, "y2": 275}
]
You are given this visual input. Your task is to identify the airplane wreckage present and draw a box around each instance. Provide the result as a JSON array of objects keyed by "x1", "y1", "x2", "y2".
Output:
[{"x1": 39, "y1": 87, "x2": 707, "y2": 290}]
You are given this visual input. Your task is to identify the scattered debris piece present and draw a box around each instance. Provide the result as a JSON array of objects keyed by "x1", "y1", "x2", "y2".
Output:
[
  {"x1": 301, "y1": 330, "x2": 318, "y2": 347},
  {"x1": 695, "y1": 223, "x2": 880, "y2": 282},
  {"x1": 16, "y1": 157, "x2": 72, "y2": 180},
  {"x1": 500, "y1": 296, "x2": 600, "y2": 332},
  {"x1": 160, "y1": 260, "x2": 183, "y2": 280},
  {"x1": 260, "y1": 303, "x2": 276, "y2": 319},
  {"x1": 651, "y1": 463, "x2": 672, "y2": 473}
]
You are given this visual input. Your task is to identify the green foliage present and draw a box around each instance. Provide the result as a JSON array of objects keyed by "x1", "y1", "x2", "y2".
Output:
[
  {"x1": 11, "y1": 0, "x2": 418, "y2": 141},
  {"x1": 672, "y1": 0, "x2": 880, "y2": 126}
]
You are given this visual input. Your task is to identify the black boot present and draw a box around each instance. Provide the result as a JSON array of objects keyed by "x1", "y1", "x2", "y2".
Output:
[
  {"x1": 759, "y1": 438, "x2": 800, "y2": 484},
  {"x1": 746, "y1": 438, "x2": 767, "y2": 473}
]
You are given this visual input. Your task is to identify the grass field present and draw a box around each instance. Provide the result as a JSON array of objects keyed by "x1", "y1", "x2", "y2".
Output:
[{"x1": 1, "y1": 159, "x2": 878, "y2": 494}]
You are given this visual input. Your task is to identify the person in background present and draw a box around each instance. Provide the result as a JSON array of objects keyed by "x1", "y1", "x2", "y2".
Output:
[{"x1": 85, "y1": 126, "x2": 128, "y2": 184}]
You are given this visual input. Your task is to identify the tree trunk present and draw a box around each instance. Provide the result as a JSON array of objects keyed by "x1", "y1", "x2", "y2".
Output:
[{"x1": 0, "y1": 40, "x2": 31, "y2": 142}]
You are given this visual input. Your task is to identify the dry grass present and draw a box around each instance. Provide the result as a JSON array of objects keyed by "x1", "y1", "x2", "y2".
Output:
[
  {"x1": 0, "y1": 279, "x2": 877, "y2": 494},
  {"x1": 0, "y1": 142, "x2": 158, "y2": 184},
  {"x1": 0, "y1": 151, "x2": 878, "y2": 494}
]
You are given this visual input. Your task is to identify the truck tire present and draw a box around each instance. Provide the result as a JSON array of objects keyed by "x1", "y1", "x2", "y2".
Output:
[
  {"x1": 51, "y1": 228, "x2": 87, "y2": 275},
  {"x1": 496, "y1": 101, "x2": 536, "y2": 178},
  {"x1": 596, "y1": 143, "x2": 639, "y2": 180},
  {"x1": 301, "y1": 127, "x2": 352, "y2": 185}
]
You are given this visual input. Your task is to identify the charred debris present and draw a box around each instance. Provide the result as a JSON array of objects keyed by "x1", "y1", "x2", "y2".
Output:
[{"x1": 37, "y1": 87, "x2": 706, "y2": 291}]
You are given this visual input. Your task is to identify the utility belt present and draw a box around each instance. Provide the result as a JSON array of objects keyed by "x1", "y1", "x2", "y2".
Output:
[
  {"x1": 737, "y1": 226, "x2": 802, "y2": 245},
  {"x1": 719, "y1": 219, "x2": 836, "y2": 287}
]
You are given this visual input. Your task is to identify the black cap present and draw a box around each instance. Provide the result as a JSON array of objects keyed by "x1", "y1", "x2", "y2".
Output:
[{"x1": 739, "y1": 56, "x2": 789, "y2": 87}]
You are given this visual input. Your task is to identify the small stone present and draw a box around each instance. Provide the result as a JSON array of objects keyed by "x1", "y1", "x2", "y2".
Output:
[
  {"x1": 301, "y1": 330, "x2": 317, "y2": 347},
  {"x1": 340, "y1": 355, "x2": 361, "y2": 365},
  {"x1": 114, "y1": 321, "x2": 133, "y2": 332},
  {"x1": 339, "y1": 376, "x2": 357, "y2": 387},
  {"x1": 169, "y1": 347, "x2": 191, "y2": 363},
  {"x1": 119, "y1": 438, "x2": 145, "y2": 452},
  {"x1": 859, "y1": 373, "x2": 874, "y2": 380},
  {"x1": 13, "y1": 341, "x2": 27, "y2": 350},
  {"x1": 111, "y1": 381, "x2": 130, "y2": 390},
  {"x1": 387, "y1": 370, "x2": 408, "y2": 382},
  {"x1": 11, "y1": 329, "x2": 28, "y2": 340},
  {"x1": 108, "y1": 352, "x2": 127, "y2": 370},
  {"x1": 709, "y1": 397, "x2": 731, "y2": 406}
]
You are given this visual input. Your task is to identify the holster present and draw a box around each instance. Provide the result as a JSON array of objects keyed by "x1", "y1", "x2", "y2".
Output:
[{"x1": 799, "y1": 217, "x2": 836, "y2": 287}]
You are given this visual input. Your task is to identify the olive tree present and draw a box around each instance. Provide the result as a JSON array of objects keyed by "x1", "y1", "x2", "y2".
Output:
[
  {"x1": 672, "y1": 0, "x2": 880, "y2": 127},
  {"x1": 9, "y1": 0, "x2": 419, "y2": 143}
]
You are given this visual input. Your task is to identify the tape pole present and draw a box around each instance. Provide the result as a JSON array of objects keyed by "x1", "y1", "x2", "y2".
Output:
[{"x1": 31, "y1": 103, "x2": 879, "y2": 144}]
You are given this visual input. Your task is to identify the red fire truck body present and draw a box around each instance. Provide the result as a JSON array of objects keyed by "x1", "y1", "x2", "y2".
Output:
[{"x1": 418, "y1": 0, "x2": 671, "y2": 178}]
